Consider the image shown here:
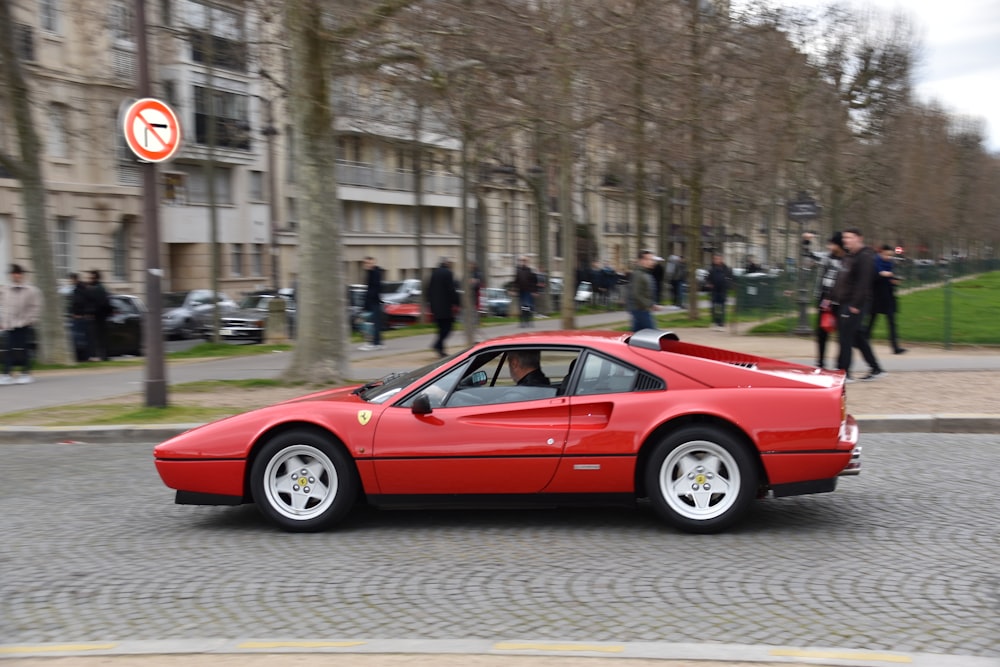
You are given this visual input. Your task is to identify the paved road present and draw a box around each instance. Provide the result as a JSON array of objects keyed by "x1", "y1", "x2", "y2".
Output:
[{"x1": 1, "y1": 434, "x2": 997, "y2": 664}]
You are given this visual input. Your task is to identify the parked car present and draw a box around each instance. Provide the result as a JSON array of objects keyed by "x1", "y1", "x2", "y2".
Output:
[
  {"x1": 154, "y1": 328, "x2": 861, "y2": 535},
  {"x1": 380, "y1": 278, "x2": 422, "y2": 305},
  {"x1": 207, "y1": 291, "x2": 296, "y2": 343},
  {"x1": 479, "y1": 287, "x2": 511, "y2": 317},
  {"x1": 574, "y1": 281, "x2": 593, "y2": 305},
  {"x1": 61, "y1": 292, "x2": 145, "y2": 359},
  {"x1": 348, "y1": 284, "x2": 367, "y2": 332},
  {"x1": 162, "y1": 290, "x2": 236, "y2": 340}
]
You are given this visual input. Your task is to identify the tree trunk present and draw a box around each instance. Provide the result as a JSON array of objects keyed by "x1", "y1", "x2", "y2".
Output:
[
  {"x1": 282, "y1": 0, "x2": 348, "y2": 384},
  {"x1": 0, "y1": 0, "x2": 71, "y2": 365}
]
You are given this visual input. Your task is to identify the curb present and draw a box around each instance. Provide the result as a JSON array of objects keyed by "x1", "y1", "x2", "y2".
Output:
[
  {"x1": 0, "y1": 637, "x2": 995, "y2": 667},
  {"x1": 1, "y1": 415, "x2": 998, "y2": 445}
]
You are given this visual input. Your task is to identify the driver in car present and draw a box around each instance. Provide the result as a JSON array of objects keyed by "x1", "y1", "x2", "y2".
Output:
[{"x1": 507, "y1": 350, "x2": 551, "y2": 387}]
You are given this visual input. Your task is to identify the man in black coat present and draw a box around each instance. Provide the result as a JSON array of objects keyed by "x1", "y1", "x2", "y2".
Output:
[
  {"x1": 426, "y1": 258, "x2": 459, "y2": 358},
  {"x1": 831, "y1": 227, "x2": 885, "y2": 381},
  {"x1": 507, "y1": 349, "x2": 551, "y2": 387},
  {"x1": 359, "y1": 256, "x2": 385, "y2": 351}
]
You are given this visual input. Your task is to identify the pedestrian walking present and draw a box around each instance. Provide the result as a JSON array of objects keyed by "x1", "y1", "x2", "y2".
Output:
[
  {"x1": 67, "y1": 272, "x2": 92, "y2": 362},
  {"x1": 0, "y1": 264, "x2": 42, "y2": 384},
  {"x1": 670, "y1": 256, "x2": 686, "y2": 308},
  {"x1": 866, "y1": 244, "x2": 906, "y2": 355},
  {"x1": 706, "y1": 254, "x2": 732, "y2": 330},
  {"x1": 812, "y1": 232, "x2": 846, "y2": 369},
  {"x1": 627, "y1": 250, "x2": 657, "y2": 331},
  {"x1": 359, "y1": 256, "x2": 385, "y2": 351},
  {"x1": 426, "y1": 257, "x2": 460, "y2": 357},
  {"x1": 87, "y1": 269, "x2": 112, "y2": 361},
  {"x1": 514, "y1": 256, "x2": 538, "y2": 327},
  {"x1": 831, "y1": 227, "x2": 885, "y2": 382}
]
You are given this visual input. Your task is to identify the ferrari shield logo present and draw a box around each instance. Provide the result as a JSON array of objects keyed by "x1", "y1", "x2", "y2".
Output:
[{"x1": 357, "y1": 410, "x2": 372, "y2": 426}]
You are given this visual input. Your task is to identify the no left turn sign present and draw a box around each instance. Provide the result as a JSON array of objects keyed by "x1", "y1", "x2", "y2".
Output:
[{"x1": 122, "y1": 98, "x2": 182, "y2": 163}]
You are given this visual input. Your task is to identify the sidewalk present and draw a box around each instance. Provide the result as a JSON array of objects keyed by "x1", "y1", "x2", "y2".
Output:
[{"x1": 1, "y1": 308, "x2": 999, "y2": 442}]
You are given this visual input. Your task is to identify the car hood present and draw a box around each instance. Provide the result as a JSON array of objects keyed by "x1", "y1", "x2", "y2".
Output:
[
  {"x1": 154, "y1": 385, "x2": 368, "y2": 460},
  {"x1": 162, "y1": 307, "x2": 187, "y2": 317}
]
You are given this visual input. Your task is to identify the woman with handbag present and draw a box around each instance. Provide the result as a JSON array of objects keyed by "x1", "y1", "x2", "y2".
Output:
[{"x1": 812, "y1": 232, "x2": 845, "y2": 369}]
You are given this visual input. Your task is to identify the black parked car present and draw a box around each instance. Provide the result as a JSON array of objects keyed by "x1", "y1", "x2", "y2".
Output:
[{"x1": 63, "y1": 293, "x2": 146, "y2": 360}]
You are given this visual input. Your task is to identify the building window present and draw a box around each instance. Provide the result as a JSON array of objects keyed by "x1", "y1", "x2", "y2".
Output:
[
  {"x1": 193, "y1": 86, "x2": 250, "y2": 150},
  {"x1": 230, "y1": 243, "x2": 243, "y2": 276},
  {"x1": 251, "y1": 243, "x2": 263, "y2": 276},
  {"x1": 54, "y1": 217, "x2": 72, "y2": 279},
  {"x1": 163, "y1": 172, "x2": 186, "y2": 204},
  {"x1": 40, "y1": 0, "x2": 59, "y2": 33},
  {"x1": 49, "y1": 104, "x2": 69, "y2": 158},
  {"x1": 183, "y1": 165, "x2": 232, "y2": 204},
  {"x1": 286, "y1": 197, "x2": 297, "y2": 230},
  {"x1": 112, "y1": 220, "x2": 129, "y2": 280},
  {"x1": 285, "y1": 125, "x2": 295, "y2": 183},
  {"x1": 109, "y1": 0, "x2": 135, "y2": 44},
  {"x1": 15, "y1": 24, "x2": 35, "y2": 61},
  {"x1": 180, "y1": 0, "x2": 246, "y2": 72},
  {"x1": 249, "y1": 170, "x2": 265, "y2": 201}
]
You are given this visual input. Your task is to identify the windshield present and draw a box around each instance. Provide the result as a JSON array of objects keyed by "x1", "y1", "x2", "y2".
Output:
[
  {"x1": 163, "y1": 292, "x2": 188, "y2": 308},
  {"x1": 239, "y1": 294, "x2": 268, "y2": 309},
  {"x1": 359, "y1": 354, "x2": 459, "y2": 404}
]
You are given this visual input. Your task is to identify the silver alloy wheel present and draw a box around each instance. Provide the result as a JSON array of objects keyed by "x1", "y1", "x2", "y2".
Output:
[
  {"x1": 261, "y1": 444, "x2": 339, "y2": 522},
  {"x1": 658, "y1": 439, "x2": 742, "y2": 522}
]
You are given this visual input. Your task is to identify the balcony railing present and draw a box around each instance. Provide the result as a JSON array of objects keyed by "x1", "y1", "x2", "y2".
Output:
[{"x1": 336, "y1": 160, "x2": 461, "y2": 196}]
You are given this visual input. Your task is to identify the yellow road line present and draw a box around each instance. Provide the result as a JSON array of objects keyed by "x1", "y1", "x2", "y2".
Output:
[
  {"x1": 494, "y1": 642, "x2": 625, "y2": 653},
  {"x1": 0, "y1": 643, "x2": 118, "y2": 654},
  {"x1": 770, "y1": 648, "x2": 912, "y2": 663},
  {"x1": 238, "y1": 641, "x2": 367, "y2": 649}
]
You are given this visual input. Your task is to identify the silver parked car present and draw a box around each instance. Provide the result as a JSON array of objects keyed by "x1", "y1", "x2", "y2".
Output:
[{"x1": 162, "y1": 289, "x2": 236, "y2": 340}]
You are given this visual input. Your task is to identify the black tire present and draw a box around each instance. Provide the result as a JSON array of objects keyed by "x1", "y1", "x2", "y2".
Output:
[
  {"x1": 644, "y1": 425, "x2": 757, "y2": 534},
  {"x1": 250, "y1": 429, "x2": 358, "y2": 532}
]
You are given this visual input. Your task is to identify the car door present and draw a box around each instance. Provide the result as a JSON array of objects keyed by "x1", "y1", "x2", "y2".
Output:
[
  {"x1": 370, "y1": 349, "x2": 577, "y2": 495},
  {"x1": 106, "y1": 295, "x2": 140, "y2": 356}
]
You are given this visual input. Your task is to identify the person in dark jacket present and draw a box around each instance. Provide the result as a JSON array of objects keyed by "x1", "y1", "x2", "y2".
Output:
[
  {"x1": 831, "y1": 227, "x2": 884, "y2": 381},
  {"x1": 706, "y1": 254, "x2": 732, "y2": 330},
  {"x1": 359, "y1": 256, "x2": 385, "y2": 351},
  {"x1": 514, "y1": 257, "x2": 537, "y2": 327},
  {"x1": 426, "y1": 257, "x2": 459, "y2": 358},
  {"x1": 87, "y1": 270, "x2": 112, "y2": 361},
  {"x1": 67, "y1": 272, "x2": 92, "y2": 362},
  {"x1": 866, "y1": 244, "x2": 906, "y2": 355}
]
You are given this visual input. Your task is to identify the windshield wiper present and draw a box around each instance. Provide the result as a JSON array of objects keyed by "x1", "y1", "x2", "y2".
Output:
[{"x1": 351, "y1": 372, "x2": 403, "y2": 397}]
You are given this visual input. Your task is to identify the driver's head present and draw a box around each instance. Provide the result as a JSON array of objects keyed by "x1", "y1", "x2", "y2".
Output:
[{"x1": 507, "y1": 349, "x2": 541, "y2": 382}]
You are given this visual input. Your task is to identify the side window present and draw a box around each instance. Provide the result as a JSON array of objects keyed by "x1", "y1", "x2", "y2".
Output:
[
  {"x1": 442, "y1": 348, "x2": 579, "y2": 407},
  {"x1": 574, "y1": 354, "x2": 638, "y2": 396}
]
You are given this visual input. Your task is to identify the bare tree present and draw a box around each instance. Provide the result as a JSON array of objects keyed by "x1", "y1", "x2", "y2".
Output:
[{"x1": 0, "y1": 0, "x2": 72, "y2": 364}]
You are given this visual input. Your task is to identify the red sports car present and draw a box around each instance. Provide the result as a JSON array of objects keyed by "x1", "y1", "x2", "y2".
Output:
[{"x1": 154, "y1": 329, "x2": 861, "y2": 534}]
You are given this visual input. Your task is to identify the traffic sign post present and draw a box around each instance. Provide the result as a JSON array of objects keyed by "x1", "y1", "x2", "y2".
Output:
[
  {"x1": 122, "y1": 98, "x2": 181, "y2": 163},
  {"x1": 788, "y1": 193, "x2": 821, "y2": 336}
]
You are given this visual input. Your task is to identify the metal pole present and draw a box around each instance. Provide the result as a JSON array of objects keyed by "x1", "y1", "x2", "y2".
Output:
[{"x1": 135, "y1": 0, "x2": 167, "y2": 407}]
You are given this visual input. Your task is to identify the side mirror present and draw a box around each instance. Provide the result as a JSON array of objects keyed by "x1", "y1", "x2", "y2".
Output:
[{"x1": 411, "y1": 394, "x2": 432, "y2": 415}]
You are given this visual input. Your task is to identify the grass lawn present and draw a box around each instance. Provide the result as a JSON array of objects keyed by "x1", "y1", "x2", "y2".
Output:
[{"x1": 748, "y1": 271, "x2": 1000, "y2": 346}]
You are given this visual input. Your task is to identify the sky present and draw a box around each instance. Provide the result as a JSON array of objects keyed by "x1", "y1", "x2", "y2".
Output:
[{"x1": 767, "y1": 0, "x2": 1000, "y2": 153}]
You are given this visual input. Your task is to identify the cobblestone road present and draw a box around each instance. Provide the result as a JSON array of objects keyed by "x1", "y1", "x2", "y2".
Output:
[{"x1": 1, "y1": 435, "x2": 997, "y2": 660}]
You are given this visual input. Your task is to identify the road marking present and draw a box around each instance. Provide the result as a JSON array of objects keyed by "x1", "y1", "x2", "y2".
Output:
[
  {"x1": 0, "y1": 643, "x2": 118, "y2": 654},
  {"x1": 238, "y1": 641, "x2": 367, "y2": 649},
  {"x1": 494, "y1": 642, "x2": 625, "y2": 653},
  {"x1": 770, "y1": 648, "x2": 912, "y2": 663}
]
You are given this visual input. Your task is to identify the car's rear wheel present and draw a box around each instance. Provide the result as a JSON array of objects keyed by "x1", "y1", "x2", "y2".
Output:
[
  {"x1": 645, "y1": 425, "x2": 756, "y2": 534},
  {"x1": 250, "y1": 430, "x2": 358, "y2": 532}
]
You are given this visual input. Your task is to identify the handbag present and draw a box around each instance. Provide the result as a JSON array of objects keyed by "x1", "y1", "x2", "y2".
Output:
[{"x1": 820, "y1": 309, "x2": 836, "y2": 333}]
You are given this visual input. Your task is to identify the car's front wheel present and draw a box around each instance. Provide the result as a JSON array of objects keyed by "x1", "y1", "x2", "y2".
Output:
[
  {"x1": 250, "y1": 430, "x2": 358, "y2": 532},
  {"x1": 645, "y1": 426, "x2": 757, "y2": 534}
]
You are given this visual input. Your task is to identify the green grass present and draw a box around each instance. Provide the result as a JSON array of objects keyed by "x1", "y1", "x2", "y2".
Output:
[{"x1": 748, "y1": 271, "x2": 1000, "y2": 345}]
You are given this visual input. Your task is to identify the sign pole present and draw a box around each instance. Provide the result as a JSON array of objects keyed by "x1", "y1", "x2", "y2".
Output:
[
  {"x1": 787, "y1": 193, "x2": 820, "y2": 337},
  {"x1": 135, "y1": 0, "x2": 167, "y2": 407}
]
